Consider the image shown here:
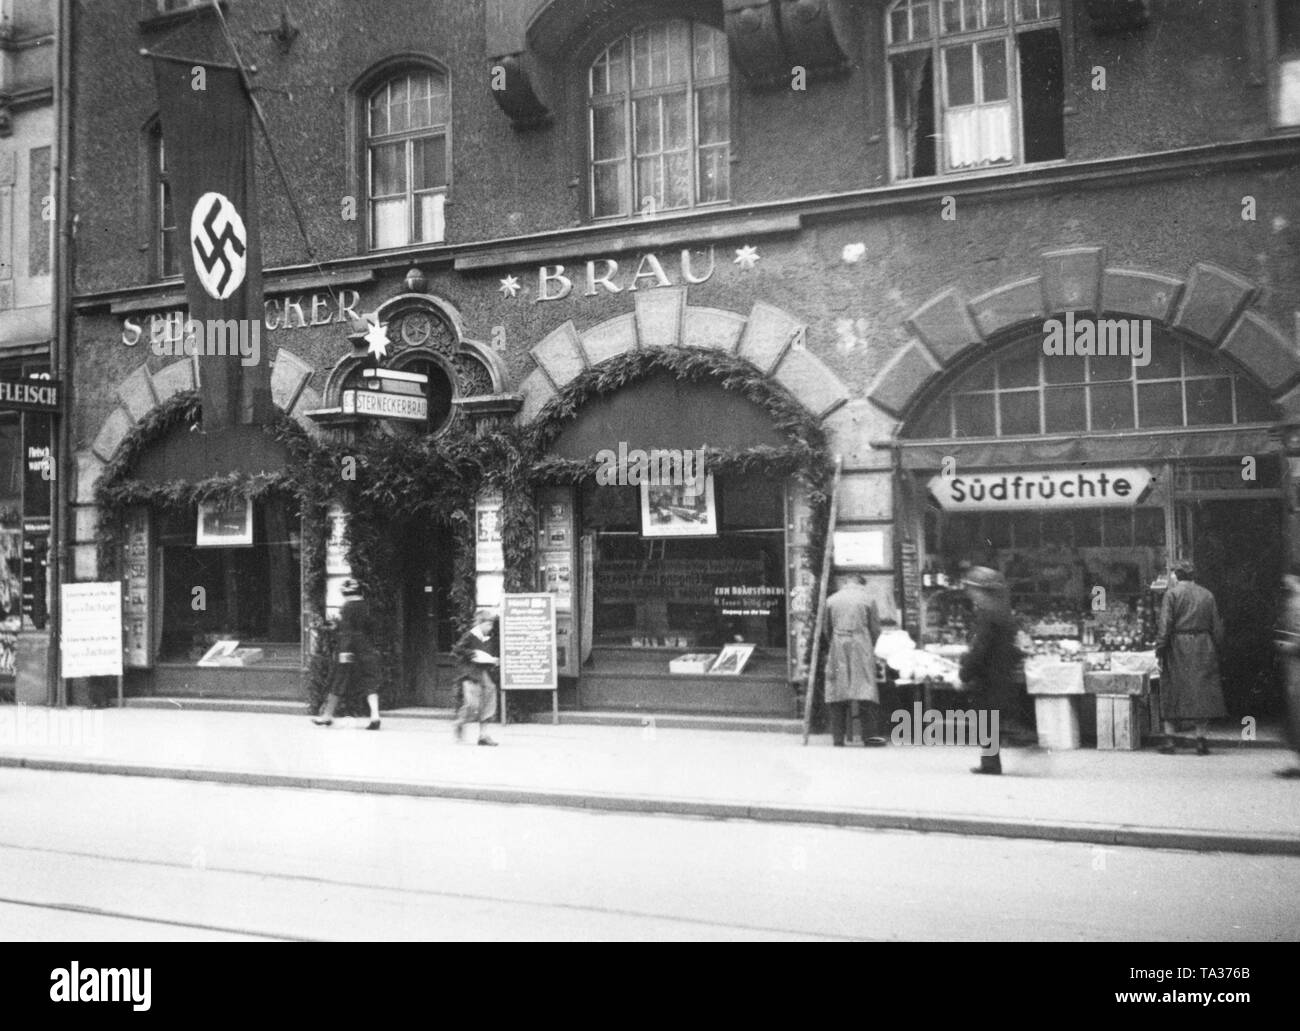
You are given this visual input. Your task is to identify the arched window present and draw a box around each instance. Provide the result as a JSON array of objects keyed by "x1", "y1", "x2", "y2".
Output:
[
  {"x1": 904, "y1": 333, "x2": 1277, "y2": 440},
  {"x1": 366, "y1": 68, "x2": 449, "y2": 249},
  {"x1": 588, "y1": 20, "x2": 730, "y2": 219},
  {"x1": 887, "y1": 0, "x2": 1064, "y2": 179},
  {"x1": 147, "y1": 119, "x2": 180, "y2": 280}
]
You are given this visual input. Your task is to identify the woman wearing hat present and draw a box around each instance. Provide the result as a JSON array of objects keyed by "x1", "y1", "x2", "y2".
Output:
[
  {"x1": 451, "y1": 608, "x2": 500, "y2": 745},
  {"x1": 312, "y1": 579, "x2": 382, "y2": 730},
  {"x1": 959, "y1": 566, "x2": 1021, "y2": 774}
]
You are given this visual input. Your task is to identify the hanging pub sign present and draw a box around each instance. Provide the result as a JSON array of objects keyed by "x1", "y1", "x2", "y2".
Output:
[
  {"x1": 927, "y1": 467, "x2": 1155, "y2": 511},
  {"x1": 340, "y1": 368, "x2": 429, "y2": 423}
]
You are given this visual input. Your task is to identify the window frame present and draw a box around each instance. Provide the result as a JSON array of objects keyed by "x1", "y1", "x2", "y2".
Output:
[
  {"x1": 352, "y1": 58, "x2": 453, "y2": 254},
  {"x1": 144, "y1": 118, "x2": 181, "y2": 283},
  {"x1": 586, "y1": 18, "x2": 732, "y2": 221},
  {"x1": 885, "y1": 0, "x2": 1063, "y2": 181},
  {"x1": 1266, "y1": 0, "x2": 1300, "y2": 128},
  {"x1": 904, "y1": 335, "x2": 1277, "y2": 441}
]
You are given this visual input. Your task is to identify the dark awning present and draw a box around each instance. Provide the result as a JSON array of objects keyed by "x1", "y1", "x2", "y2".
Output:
[{"x1": 895, "y1": 426, "x2": 1279, "y2": 471}]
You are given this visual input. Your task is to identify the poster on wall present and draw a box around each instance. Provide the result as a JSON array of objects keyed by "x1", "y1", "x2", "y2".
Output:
[
  {"x1": 476, "y1": 491, "x2": 504, "y2": 573},
  {"x1": 196, "y1": 496, "x2": 253, "y2": 547},
  {"x1": 122, "y1": 507, "x2": 152, "y2": 667},
  {"x1": 834, "y1": 529, "x2": 888, "y2": 569},
  {"x1": 325, "y1": 504, "x2": 350, "y2": 574},
  {"x1": 640, "y1": 474, "x2": 717, "y2": 538}
]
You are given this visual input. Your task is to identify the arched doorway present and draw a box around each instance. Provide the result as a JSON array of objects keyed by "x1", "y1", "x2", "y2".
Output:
[{"x1": 897, "y1": 325, "x2": 1286, "y2": 718}]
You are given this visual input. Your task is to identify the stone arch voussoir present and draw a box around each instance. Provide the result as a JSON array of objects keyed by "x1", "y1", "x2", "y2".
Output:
[
  {"x1": 517, "y1": 286, "x2": 851, "y2": 426},
  {"x1": 873, "y1": 250, "x2": 1299, "y2": 428}
]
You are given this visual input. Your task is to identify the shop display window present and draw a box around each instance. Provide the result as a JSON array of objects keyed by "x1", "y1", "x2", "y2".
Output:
[
  {"x1": 580, "y1": 474, "x2": 787, "y2": 651},
  {"x1": 155, "y1": 497, "x2": 302, "y2": 663}
]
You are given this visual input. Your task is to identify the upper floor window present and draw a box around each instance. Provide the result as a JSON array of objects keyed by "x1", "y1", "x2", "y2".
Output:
[
  {"x1": 148, "y1": 120, "x2": 180, "y2": 280},
  {"x1": 1270, "y1": 0, "x2": 1300, "y2": 126},
  {"x1": 904, "y1": 334, "x2": 1276, "y2": 440},
  {"x1": 887, "y1": 0, "x2": 1064, "y2": 180},
  {"x1": 588, "y1": 20, "x2": 730, "y2": 219},
  {"x1": 367, "y1": 69, "x2": 449, "y2": 250}
]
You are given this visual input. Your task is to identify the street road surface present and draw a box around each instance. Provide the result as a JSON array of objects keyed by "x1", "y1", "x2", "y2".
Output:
[{"x1": 1, "y1": 770, "x2": 1296, "y2": 941}]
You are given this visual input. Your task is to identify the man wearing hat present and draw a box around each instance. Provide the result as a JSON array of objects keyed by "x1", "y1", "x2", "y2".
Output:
[
  {"x1": 1155, "y1": 562, "x2": 1226, "y2": 755},
  {"x1": 313, "y1": 579, "x2": 382, "y2": 730},
  {"x1": 960, "y1": 566, "x2": 1021, "y2": 774},
  {"x1": 451, "y1": 608, "x2": 500, "y2": 745},
  {"x1": 821, "y1": 574, "x2": 885, "y2": 747}
]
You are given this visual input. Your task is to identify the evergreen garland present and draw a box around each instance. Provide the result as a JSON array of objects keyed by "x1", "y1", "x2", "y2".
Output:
[{"x1": 91, "y1": 348, "x2": 833, "y2": 708}]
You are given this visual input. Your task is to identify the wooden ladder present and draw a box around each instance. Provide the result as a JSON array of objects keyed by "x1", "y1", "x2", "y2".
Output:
[{"x1": 802, "y1": 455, "x2": 843, "y2": 745}]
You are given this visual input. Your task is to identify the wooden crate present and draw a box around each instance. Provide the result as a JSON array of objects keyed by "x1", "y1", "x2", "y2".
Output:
[{"x1": 1096, "y1": 693, "x2": 1142, "y2": 750}]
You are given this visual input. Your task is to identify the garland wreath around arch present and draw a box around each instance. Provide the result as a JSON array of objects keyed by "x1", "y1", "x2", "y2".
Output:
[{"x1": 93, "y1": 348, "x2": 832, "y2": 711}]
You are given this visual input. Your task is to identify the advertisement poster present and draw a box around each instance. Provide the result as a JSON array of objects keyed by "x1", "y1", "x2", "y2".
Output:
[
  {"x1": 476, "y1": 491, "x2": 504, "y2": 573},
  {"x1": 500, "y1": 593, "x2": 557, "y2": 691},
  {"x1": 61, "y1": 581, "x2": 124, "y2": 678}
]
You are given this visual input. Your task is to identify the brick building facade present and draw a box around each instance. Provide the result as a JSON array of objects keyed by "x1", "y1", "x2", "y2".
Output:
[{"x1": 62, "y1": 0, "x2": 1300, "y2": 718}]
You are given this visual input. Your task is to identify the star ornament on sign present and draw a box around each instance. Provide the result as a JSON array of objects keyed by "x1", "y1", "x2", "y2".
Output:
[
  {"x1": 499, "y1": 274, "x2": 522, "y2": 299},
  {"x1": 359, "y1": 312, "x2": 390, "y2": 360},
  {"x1": 733, "y1": 244, "x2": 760, "y2": 270}
]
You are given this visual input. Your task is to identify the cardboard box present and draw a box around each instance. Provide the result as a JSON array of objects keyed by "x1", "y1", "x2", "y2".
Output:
[
  {"x1": 1024, "y1": 658, "x2": 1085, "y2": 695},
  {"x1": 1096, "y1": 693, "x2": 1142, "y2": 750},
  {"x1": 1034, "y1": 696, "x2": 1081, "y2": 749}
]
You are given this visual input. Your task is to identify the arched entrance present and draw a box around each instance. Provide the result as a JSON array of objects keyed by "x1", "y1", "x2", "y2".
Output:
[
  {"x1": 896, "y1": 321, "x2": 1286, "y2": 719},
  {"x1": 517, "y1": 291, "x2": 847, "y2": 716}
]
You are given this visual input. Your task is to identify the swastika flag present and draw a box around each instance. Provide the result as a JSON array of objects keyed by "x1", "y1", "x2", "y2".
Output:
[{"x1": 150, "y1": 56, "x2": 273, "y2": 431}]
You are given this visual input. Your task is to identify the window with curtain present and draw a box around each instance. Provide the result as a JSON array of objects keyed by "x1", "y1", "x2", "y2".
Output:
[
  {"x1": 367, "y1": 69, "x2": 449, "y2": 249},
  {"x1": 903, "y1": 335, "x2": 1277, "y2": 440},
  {"x1": 588, "y1": 20, "x2": 730, "y2": 219},
  {"x1": 888, "y1": 0, "x2": 1063, "y2": 179},
  {"x1": 1272, "y1": 0, "x2": 1300, "y2": 125}
]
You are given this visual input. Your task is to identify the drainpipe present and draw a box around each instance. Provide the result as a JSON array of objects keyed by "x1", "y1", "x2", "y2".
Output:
[{"x1": 48, "y1": 0, "x2": 73, "y2": 706}]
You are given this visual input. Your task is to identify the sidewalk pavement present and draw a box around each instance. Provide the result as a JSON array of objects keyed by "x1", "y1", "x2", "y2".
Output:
[{"x1": 1, "y1": 705, "x2": 1297, "y2": 856}]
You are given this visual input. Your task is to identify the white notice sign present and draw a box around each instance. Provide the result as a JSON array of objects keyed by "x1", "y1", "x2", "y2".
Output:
[
  {"x1": 926, "y1": 467, "x2": 1154, "y2": 512},
  {"x1": 62, "y1": 581, "x2": 124, "y2": 678}
]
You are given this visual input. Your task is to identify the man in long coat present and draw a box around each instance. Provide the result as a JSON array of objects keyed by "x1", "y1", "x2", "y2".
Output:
[
  {"x1": 1276, "y1": 571, "x2": 1300, "y2": 778},
  {"x1": 822, "y1": 574, "x2": 884, "y2": 747},
  {"x1": 960, "y1": 566, "x2": 1022, "y2": 775},
  {"x1": 1156, "y1": 562, "x2": 1226, "y2": 755}
]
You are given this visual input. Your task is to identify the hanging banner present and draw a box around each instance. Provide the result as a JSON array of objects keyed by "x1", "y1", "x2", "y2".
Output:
[
  {"x1": 149, "y1": 55, "x2": 271, "y2": 431},
  {"x1": 927, "y1": 467, "x2": 1154, "y2": 511}
]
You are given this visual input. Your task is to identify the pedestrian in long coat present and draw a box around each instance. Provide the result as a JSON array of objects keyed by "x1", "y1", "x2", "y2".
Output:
[
  {"x1": 960, "y1": 566, "x2": 1022, "y2": 775},
  {"x1": 822, "y1": 575, "x2": 884, "y2": 746},
  {"x1": 1156, "y1": 562, "x2": 1226, "y2": 755},
  {"x1": 312, "y1": 579, "x2": 382, "y2": 730},
  {"x1": 1276, "y1": 571, "x2": 1300, "y2": 779}
]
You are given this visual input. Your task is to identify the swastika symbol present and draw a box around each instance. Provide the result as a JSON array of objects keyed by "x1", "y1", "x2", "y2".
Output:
[{"x1": 190, "y1": 191, "x2": 248, "y2": 300}]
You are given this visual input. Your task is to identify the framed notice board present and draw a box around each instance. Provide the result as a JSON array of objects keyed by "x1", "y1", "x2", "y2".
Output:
[{"x1": 500, "y1": 592, "x2": 559, "y2": 724}]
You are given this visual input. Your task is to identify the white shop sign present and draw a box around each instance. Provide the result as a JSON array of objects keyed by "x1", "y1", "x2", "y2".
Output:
[{"x1": 927, "y1": 467, "x2": 1154, "y2": 511}]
